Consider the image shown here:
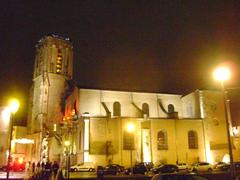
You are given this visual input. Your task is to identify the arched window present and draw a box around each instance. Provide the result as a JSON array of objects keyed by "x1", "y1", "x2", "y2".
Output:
[
  {"x1": 113, "y1": 101, "x2": 121, "y2": 116},
  {"x1": 157, "y1": 130, "x2": 168, "y2": 150},
  {"x1": 142, "y1": 103, "x2": 149, "y2": 117},
  {"x1": 168, "y1": 104, "x2": 175, "y2": 113},
  {"x1": 188, "y1": 130, "x2": 198, "y2": 149}
]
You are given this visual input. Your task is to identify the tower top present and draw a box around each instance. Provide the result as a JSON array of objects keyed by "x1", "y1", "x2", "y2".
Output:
[
  {"x1": 36, "y1": 34, "x2": 73, "y2": 49},
  {"x1": 33, "y1": 35, "x2": 73, "y2": 79}
]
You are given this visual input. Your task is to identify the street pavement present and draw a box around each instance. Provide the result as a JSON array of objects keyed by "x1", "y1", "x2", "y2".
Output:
[
  {"x1": 0, "y1": 171, "x2": 31, "y2": 179},
  {"x1": 0, "y1": 169, "x2": 239, "y2": 180}
]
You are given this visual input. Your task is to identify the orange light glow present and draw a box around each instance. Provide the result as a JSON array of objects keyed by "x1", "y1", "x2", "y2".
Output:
[
  {"x1": 71, "y1": 109, "x2": 76, "y2": 115},
  {"x1": 18, "y1": 157, "x2": 23, "y2": 164},
  {"x1": 8, "y1": 98, "x2": 20, "y2": 114}
]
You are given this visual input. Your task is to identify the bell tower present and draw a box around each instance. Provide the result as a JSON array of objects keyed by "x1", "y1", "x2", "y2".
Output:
[{"x1": 29, "y1": 35, "x2": 73, "y2": 134}]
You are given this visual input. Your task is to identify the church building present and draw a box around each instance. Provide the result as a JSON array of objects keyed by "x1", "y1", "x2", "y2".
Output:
[{"x1": 27, "y1": 35, "x2": 240, "y2": 167}]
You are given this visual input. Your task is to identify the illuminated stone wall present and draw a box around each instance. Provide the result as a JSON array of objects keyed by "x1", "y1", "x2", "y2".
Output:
[
  {"x1": 78, "y1": 89, "x2": 183, "y2": 118},
  {"x1": 29, "y1": 35, "x2": 73, "y2": 133},
  {"x1": 28, "y1": 35, "x2": 74, "y2": 163},
  {"x1": 87, "y1": 117, "x2": 142, "y2": 167},
  {"x1": 201, "y1": 90, "x2": 230, "y2": 163},
  {"x1": 75, "y1": 88, "x2": 230, "y2": 167}
]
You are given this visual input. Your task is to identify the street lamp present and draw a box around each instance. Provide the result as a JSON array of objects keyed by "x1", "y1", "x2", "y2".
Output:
[
  {"x1": 6, "y1": 98, "x2": 20, "y2": 180},
  {"x1": 64, "y1": 140, "x2": 70, "y2": 180},
  {"x1": 213, "y1": 66, "x2": 235, "y2": 179},
  {"x1": 126, "y1": 123, "x2": 135, "y2": 175}
]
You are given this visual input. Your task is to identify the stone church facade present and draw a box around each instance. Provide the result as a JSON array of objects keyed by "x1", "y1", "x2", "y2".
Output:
[{"x1": 27, "y1": 35, "x2": 239, "y2": 167}]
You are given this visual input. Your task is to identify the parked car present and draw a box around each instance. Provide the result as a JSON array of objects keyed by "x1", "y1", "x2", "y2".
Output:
[
  {"x1": 125, "y1": 163, "x2": 148, "y2": 175},
  {"x1": 110, "y1": 164, "x2": 125, "y2": 172},
  {"x1": 0, "y1": 160, "x2": 25, "y2": 172},
  {"x1": 214, "y1": 162, "x2": 230, "y2": 171},
  {"x1": 70, "y1": 162, "x2": 95, "y2": 172},
  {"x1": 144, "y1": 162, "x2": 154, "y2": 171},
  {"x1": 103, "y1": 164, "x2": 123, "y2": 175},
  {"x1": 177, "y1": 163, "x2": 188, "y2": 171},
  {"x1": 152, "y1": 164, "x2": 178, "y2": 174},
  {"x1": 235, "y1": 162, "x2": 240, "y2": 170},
  {"x1": 151, "y1": 174, "x2": 209, "y2": 180},
  {"x1": 215, "y1": 162, "x2": 240, "y2": 172},
  {"x1": 0, "y1": 165, "x2": 8, "y2": 172},
  {"x1": 133, "y1": 163, "x2": 148, "y2": 174},
  {"x1": 191, "y1": 162, "x2": 213, "y2": 173}
]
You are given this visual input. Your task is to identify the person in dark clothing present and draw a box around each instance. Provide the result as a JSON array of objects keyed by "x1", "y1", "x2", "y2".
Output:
[
  {"x1": 52, "y1": 161, "x2": 59, "y2": 179},
  {"x1": 41, "y1": 162, "x2": 45, "y2": 170},
  {"x1": 45, "y1": 161, "x2": 51, "y2": 179},
  {"x1": 97, "y1": 166, "x2": 104, "y2": 180},
  {"x1": 32, "y1": 162, "x2": 35, "y2": 173},
  {"x1": 37, "y1": 161, "x2": 40, "y2": 172}
]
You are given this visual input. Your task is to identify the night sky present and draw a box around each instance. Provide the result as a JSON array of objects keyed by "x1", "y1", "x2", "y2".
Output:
[{"x1": 1, "y1": 1, "x2": 240, "y2": 125}]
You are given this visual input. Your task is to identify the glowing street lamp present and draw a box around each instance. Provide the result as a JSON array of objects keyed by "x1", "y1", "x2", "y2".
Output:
[
  {"x1": 213, "y1": 66, "x2": 235, "y2": 179},
  {"x1": 8, "y1": 99, "x2": 20, "y2": 114},
  {"x1": 213, "y1": 66, "x2": 231, "y2": 82},
  {"x1": 6, "y1": 98, "x2": 20, "y2": 180}
]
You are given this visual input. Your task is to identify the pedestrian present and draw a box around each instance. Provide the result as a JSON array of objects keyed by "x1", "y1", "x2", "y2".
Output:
[
  {"x1": 45, "y1": 160, "x2": 51, "y2": 179},
  {"x1": 97, "y1": 166, "x2": 104, "y2": 180},
  {"x1": 32, "y1": 162, "x2": 35, "y2": 174},
  {"x1": 41, "y1": 161, "x2": 45, "y2": 170},
  {"x1": 37, "y1": 161, "x2": 40, "y2": 173},
  {"x1": 52, "y1": 161, "x2": 59, "y2": 179},
  {"x1": 25, "y1": 161, "x2": 30, "y2": 172},
  {"x1": 41, "y1": 161, "x2": 45, "y2": 178}
]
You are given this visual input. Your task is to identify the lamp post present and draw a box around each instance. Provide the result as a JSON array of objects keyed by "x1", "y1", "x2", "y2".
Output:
[
  {"x1": 6, "y1": 98, "x2": 20, "y2": 180},
  {"x1": 64, "y1": 140, "x2": 70, "y2": 180},
  {"x1": 213, "y1": 66, "x2": 235, "y2": 179},
  {"x1": 126, "y1": 123, "x2": 135, "y2": 175}
]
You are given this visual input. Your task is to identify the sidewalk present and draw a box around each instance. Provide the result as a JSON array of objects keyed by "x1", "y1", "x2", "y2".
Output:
[{"x1": 0, "y1": 171, "x2": 31, "y2": 179}]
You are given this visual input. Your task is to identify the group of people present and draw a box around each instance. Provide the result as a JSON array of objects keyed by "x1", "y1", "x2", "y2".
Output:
[{"x1": 29, "y1": 161, "x2": 60, "y2": 180}]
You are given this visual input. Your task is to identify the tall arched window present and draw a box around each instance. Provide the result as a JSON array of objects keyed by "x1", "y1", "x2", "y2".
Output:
[
  {"x1": 157, "y1": 130, "x2": 168, "y2": 150},
  {"x1": 188, "y1": 130, "x2": 198, "y2": 149},
  {"x1": 113, "y1": 101, "x2": 121, "y2": 116},
  {"x1": 142, "y1": 103, "x2": 149, "y2": 117}
]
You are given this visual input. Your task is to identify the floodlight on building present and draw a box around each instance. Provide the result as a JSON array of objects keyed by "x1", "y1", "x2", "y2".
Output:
[
  {"x1": 1, "y1": 108, "x2": 11, "y2": 128},
  {"x1": 64, "y1": 140, "x2": 70, "y2": 147},
  {"x1": 205, "y1": 142, "x2": 213, "y2": 164},
  {"x1": 126, "y1": 122, "x2": 135, "y2": 175},
  {"x1": 53, "y1": 124, "x2": 57, "y2": 132},
  {"x1": 12, "y1": 138, "x2": 34, "y2": 144},
  {"x1": 127, "y1": 123, "x2": 135, "y2": 133},
  {"x1": 232, "y1": 126, "x2": 240, "y2": 137},
  {"x1": 84, "y1": 118, "x2": 90, "y2": 162},
  {"x1": 82, "y1": 112, "x2": 90, "y2": 117}
]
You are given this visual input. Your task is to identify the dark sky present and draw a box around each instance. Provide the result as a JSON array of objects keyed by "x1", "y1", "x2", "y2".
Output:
[{"x1": 1, "y1": 1, "x2": 240, "y2": 125}]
